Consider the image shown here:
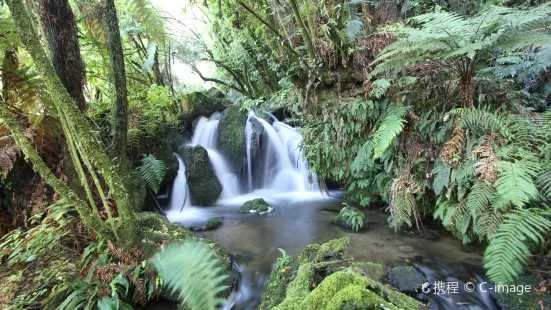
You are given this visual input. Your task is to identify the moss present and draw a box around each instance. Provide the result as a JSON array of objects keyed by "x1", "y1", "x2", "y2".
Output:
[
  {"x1": 314, "y1": 236, "x2": 350, "y2": 263},
  {"x1": 349, "y1": 262, "x2": 385, "y2": 280},
  {"x1": 274, "y1": 263, "x2": 315, "y2": 310},
  {"x1": 259, "y1": 255, "x2": 301, "y2": 309},
  {"x1": 326, "y1": 284, "x2": 395, "y2": 310},
  {"x1": 179, "y1": 145, "x2": 222, "y2": 206},
  {"x1": 218, "y1": 106, "x2": 247, "y2": 172},
  {"x1": 490, "y1": 274, "x2": 551, "y2": 310},
  {"x1": 180, "y1": 88, "x2": 229, "y2": 121},
  {"x1": 240, "y1": 198, "x2": 272, "y2": 213},
  {"x1": 189, "y1": 217, "x2": 223, "y2": 232},
  {"x1": 303, "y1": 271, "x2": 422, "y2": 310}
]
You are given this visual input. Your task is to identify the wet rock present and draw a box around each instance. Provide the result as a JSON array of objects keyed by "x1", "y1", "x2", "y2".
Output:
[
  {"x1": 240, "y1": 198, "x2": 273, "y2": 214},
  {"x1": 218, "y1": 106, "x2": 247, "y2": 172},
  {"x1": 398, "y1": 245, "x2": 415, "y2": 254},
  {"x1": 178, "y1": 144, "x2": 222, "y2": 206},
  {"x1": 180, "y1": 87, "x2": 229, "y2": 121},
  {"x1": 490, "y1": 274, "x2": 551, "y2": 310},
  {"x1": 388, "y1": 266, "x2": 427, "y2": 295},
  {"x1": 189, "y1": 217, "x2": 223, "y2": 232},
  {"x1": 248, "y1": 117, "x2": 264, "y2": 156},
  {"x1": 153, "y1": 141, "x2": 179, "y2": 192},
  {"x1": 332, "y1": 206, "x2": 368, "y2": 232}
]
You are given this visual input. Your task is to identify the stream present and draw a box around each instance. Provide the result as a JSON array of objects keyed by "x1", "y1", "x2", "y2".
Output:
[
  {"x1": 166, "y1": 191, "x2": 497, "y2": 310},
  {"x1": 164, "y1": 111, "x2": 499, "y2": 309}
]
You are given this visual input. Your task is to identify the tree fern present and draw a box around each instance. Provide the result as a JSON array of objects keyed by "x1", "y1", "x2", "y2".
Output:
[
  {"x1": 152, "y1": 242, "x2": 229, "y2": 310},
  {"x1": 344, "y1": 20, "x2": 363, "y2": 43},
  {"x1": 484, "y1": 209, "x2": 551, "y2": 283},
  {"x1": 372, "y1": 104, "x2": 410, "y2": 159},
  {"x1": 448, "y1": 108, "x2": 512, "y2": 140},
  {"x1": 136, "y1": 154, "x2": 166, "y2": 194}
]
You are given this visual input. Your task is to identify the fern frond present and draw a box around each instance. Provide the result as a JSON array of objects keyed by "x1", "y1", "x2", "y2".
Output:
[
  {"x1": 372, "y1": 104, "x2": 410, "y2": 159},
  {"x1": 136, "y1": 154, "x2": 166, "y2": 194},
  {"x1": 345, "y1": 20, "x2": 363, "y2": 43},
  {"x1": 448, "y1": 108, "x2": 511, "y2": 140},
  {"x1": 484, "y1": 209, "x2": 551, "y2": 283},
  {"x1": 494, "y1": 160, "x2": 540, "y2": 208},
  {"x1": 152, "y1": 242, "x2": 229, "y2": 310}
]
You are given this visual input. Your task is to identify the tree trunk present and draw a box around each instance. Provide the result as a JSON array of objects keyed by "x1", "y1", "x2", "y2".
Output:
[
  {"x1": 288, "y1": 0, "x2": 316, "y2": 61},
  {"x1": 39, "y1": 0, "x2": 87, "y2": 111},
  {"x1": 104, "y1": 0, "x2": 129, "y2": 158}
]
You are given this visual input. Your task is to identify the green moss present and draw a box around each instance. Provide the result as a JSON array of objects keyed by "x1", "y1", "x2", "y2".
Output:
[
  {"x1": 240, "y1": 198, "x2": 272, "y2": 213},
  {"x1": 314, "y1": 236, "x2": 350, "y2": 263},
  {"x1": 179, "y1": 145, "x2": 222, "y2": 206},
  {"x1": 180, "y1": 88, "x2": 229, "y2": 120},
  {"x1": 189, "y1": 217, "x2": 223, "y2": 231},
  {"x1": 260, "y1": 256, "x2": 301, "y2": 309},
  {"x1": 349, "y1": 262, "x2": 385, "y2": 280},
  {"x1": 491, "y1": 274, "x2": 551, "y2": 310},
  {"x1": 274, "y1": 263, "x2": 314, "y2": 310},
  {"x1": 326, "y1": 284, "x2": 394, "y2": 310},
  {"x1": 218, "y1": 106, "x2": 247, "y2": 172}
]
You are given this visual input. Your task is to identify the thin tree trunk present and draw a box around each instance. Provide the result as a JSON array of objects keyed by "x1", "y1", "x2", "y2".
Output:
[
  {"x1": 104, "y1": 0, "x2": 129, "y2": 158},
  {"x1": 288, "y1": 0, "x2": 316, "y2": 61},
  {"x1": 39, "y1": 0, "x2": 87, "y2": 111}
]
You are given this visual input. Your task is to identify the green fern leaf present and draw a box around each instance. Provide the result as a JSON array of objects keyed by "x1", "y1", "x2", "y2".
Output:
[
  {"x1": 136, "y1": 154, "x2": 167, "y2": 194},
  {"x1": 372, "y1": 104, "x2": 410, "y2": 159},
  {"x1": 152, "y1": 242, "x2": 229, "y2": 310},
  {"x1": 494, "y1": 160, "x2": 540, "y2": 208},
  {"x1": 484, "y1": 209, "x2": 551, "y2": 283}
]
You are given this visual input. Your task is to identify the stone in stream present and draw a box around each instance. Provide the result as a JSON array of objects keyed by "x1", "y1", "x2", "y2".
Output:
[
  {"x1": 179, "y1": 87, "x2": 229, "y2": 121},
  {"x1": 218, "y1": 106, "x2": 247, "y2": 173},
  {"x1": 189, "y1": 217, "x2": 223, "y2": 232},
  {"x1": 178, "y1": 144, "x2": 222, "y2": 206},
  {"x1": 240, "y1": 198, "x2": 273, "y2": 214},
  {"x1": 387, "y1": 266, "x2": 428, "y2": 295}
]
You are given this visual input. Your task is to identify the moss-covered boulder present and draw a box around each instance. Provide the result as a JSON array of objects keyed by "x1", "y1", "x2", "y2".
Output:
[
  {"x1": 240, "y1": 198, "x2": 272, "y2": 214},
  {"x1": 259, "y1": 237, "x2": 424, "y2": 310},
  {"x1": 333, "y1": 206, "x2": 368, "y2": 232},
  {"x1": 218, "y1": 106, "x2": 247, "y2": 172},
  {"x1": 189, "y1": 217, "x2": 223, "y2": 232},
  {"x1": 387, "y1": 266, "x2": 427, "y2": 295},
  {"x1": 178, "y1": 144, "x2": 222, "y2": 206},
  {"x1": 180, "y1": 88, "x2": 229, "y2": 121}
]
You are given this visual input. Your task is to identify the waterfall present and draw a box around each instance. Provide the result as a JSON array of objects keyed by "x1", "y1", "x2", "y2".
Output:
[
  {"x1": 170, "y1": 110, "x2": 319, "y2": 210},
  {"x1": 169, "y1": 155, "x2": 191, "y2": 211}
]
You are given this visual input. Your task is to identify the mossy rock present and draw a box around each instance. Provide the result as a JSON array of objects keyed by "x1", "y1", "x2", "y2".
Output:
[
  {"x1": 189, "y1": 217, "x2": 223, "y2": 232},
  {"x1": 333, "y1": 206, "x2": 368, "y2": 232},
  {"x1": 152, "y1": 140, "x2": 179, "y2": 192},
  {"x1": 387, "y1": 266, "x2": 427, "y2": 295},
  {"x1": 240, "y1": 198, "x2": 272, "y2": 214},
  {"x1": 180, "y1": 88, "x2": 229, "y2": 121},
  {"x1": 178, "y1": 144, "x2": 222, "y2": 206},
  {"x1": 260, "y1": 237, "x2": 424, "y2": 310},
  {"x1": 490, "y1": 273, "x2": 551, "y2": 310},
  {"x1": 218, "y1": 106, "x2": 247, "y2": 172}
]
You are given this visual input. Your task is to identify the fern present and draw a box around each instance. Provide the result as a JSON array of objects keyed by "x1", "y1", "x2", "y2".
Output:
[
  {"x1": 344, "y1": 20, "x2": 363, "y2": 43},
  {"x1": 152, "y1": 242, "x2": 229, "y2": 310},
  {"x1": 448, "y1": 108, "x2": 512, "y2": 140},
  {"x1": 494, "y1": 160, "x2": 540, "y2": 208},
  {"x1": 372, "y1": 104, "x2": 410, "y2": 159},
  {"x1": 136, "y1": 154, "x2": 166, "y2": 194},
  {"x1": 484, "y1": 209, "x2": 551, "y2": 283},
  {"x1": 370, "y1": 78, "x2": 391, "y2": 99}
]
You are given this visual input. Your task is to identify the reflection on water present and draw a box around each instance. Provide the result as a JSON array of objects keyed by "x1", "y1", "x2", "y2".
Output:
[{"x1": 167, "y1": 191, "x2": 497, "y2": 309}]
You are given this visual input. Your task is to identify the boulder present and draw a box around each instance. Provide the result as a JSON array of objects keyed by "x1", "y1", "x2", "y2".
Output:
[
  {"x1": 180, "y1": 88, "x2": 229, "y2": 121},
  {"x1": 218, "y1": 106, "x2": 247, "y2": 172},
  {"x1": 240, "y1": 198, "x2": 272, "y2": 214},
  {"x1": 387, "y1": 266, "x2": 427, "y2": 295},
  {"x1": 189, "y1": 217, "x2": 223, "y2": 232},
  {"x1": 178, "y1": 144, "x2": 222, "y2": 206},
  {"x1": 490, "y1": 274, "x2": 551, "y2": 310}
]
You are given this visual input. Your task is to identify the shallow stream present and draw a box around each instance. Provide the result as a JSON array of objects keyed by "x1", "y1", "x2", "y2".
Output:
[{"x1": 166, "y1": 190, "x2": 498, "y2": 310}]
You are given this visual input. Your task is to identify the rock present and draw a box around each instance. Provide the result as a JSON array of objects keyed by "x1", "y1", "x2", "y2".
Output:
[
  {"x1": 490, "y1": 273, "x2": 551, "y2": 310},
  {"x1": 398, "y1": 245, "x2": 415, "y2": 254},
  {"x1": 218, "y1": 106, "x2": 247, "y2": 172},
  {"x1": 180, "y1": 88, "x2": 229, "y2": 120},
  {"x1": 259, "y1": 237, "x2": 423, "y2": 310},
  {"x1": 240, "y1": 198, "x2": 272, "y2": 214},
  {"x1": 333, "y1": 206, "x2": 368, "y2": 232},
  {"x1": 178, "y1": 144, "x2": 222, "y2": 206},
  {"x1": 153, "y1": 141, "x2": 179, "y2": 193},
  {"x1": 189, "y1": 217, "x2": 223, "y2": 232},
  {"x1": 248, "y1": 117, "x2": 264, "y2": 156},
  {"x1": 387, "y1": 266, "x2": 427, "y2": 295}
]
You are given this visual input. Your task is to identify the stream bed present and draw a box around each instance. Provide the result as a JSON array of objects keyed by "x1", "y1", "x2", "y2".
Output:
[{"x1": 167, "y1": 191, "x2": 498, "y2": 310}]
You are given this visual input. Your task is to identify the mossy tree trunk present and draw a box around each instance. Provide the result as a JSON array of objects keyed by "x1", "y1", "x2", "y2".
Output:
[
  {"x1": 104, "y1": 0, "x2": 129, "y2": 158},
  {"x1": 6, "y1": 0, "x2": 138, "y2": 247},
  {"x1": 38, "y1": 0, "x2": 87, "y2": 111}
]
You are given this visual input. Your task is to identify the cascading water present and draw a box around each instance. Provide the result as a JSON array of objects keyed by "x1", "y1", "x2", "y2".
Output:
[{"x1": 169, "y1": 109, "x2": 319, "y2": 210}]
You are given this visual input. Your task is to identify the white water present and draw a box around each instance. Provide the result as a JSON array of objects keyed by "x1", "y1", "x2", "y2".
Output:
[{"x1": 169, "y1": 110, "x2": 320, "y2": 212}]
